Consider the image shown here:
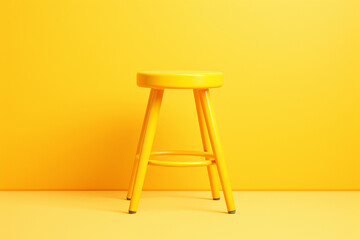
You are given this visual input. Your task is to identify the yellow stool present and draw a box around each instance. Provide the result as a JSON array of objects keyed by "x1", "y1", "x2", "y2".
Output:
[{"x1": 127, "y1": 71, "x2": 236, "y2": 214}]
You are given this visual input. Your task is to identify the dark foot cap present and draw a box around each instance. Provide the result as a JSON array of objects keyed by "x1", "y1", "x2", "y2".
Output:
[
  {"x1": 213, "y1": 197, "x2": 220, "y2": 200},
  {"x1": 126, "y1": 197, "x2": 131, "y2": 200},
  {"x1": 228, "y1": 210, "x2": 236, "y2": 214},
  {"x1": 129, "y1": 210, "x2": 137, "y2": 214}
]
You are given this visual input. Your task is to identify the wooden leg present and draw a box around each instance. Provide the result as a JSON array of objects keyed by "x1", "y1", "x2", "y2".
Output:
[
  {"x1": 127, "y1": 90, "x2": 155, "y2": 200},
  {"x1": 193, "y1": 90, "x2": 221, "y2": 200},
  {"x1": 129, "y1": 89, "x2": 164, "y2": 214},
  {"x1": 198, "y1": 89, "x2": 236, "y2": 214}
]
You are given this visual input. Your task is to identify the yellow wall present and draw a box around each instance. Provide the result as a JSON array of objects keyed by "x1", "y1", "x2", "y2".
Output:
[{"x1": 1, "y1": 0, "x2": 359, "y2": 190}]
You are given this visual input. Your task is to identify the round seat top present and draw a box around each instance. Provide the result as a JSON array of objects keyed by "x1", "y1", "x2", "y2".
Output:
[{"x1": 137, "y1": 71, "x2": 223, "y2": 89}]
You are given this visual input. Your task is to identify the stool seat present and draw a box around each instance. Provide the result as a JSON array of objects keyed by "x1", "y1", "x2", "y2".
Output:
[{"x1": 137, "y1": 71, "x2": 223, "y2": 89}]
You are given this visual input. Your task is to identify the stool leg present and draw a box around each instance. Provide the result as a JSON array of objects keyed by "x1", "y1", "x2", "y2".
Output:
[
  {"x1": 198, "y1": 89, "x2": 236, "y2": 214},
  {"x1": 129, "y1": 89, "x2": 164, "y2": 214},
  {"x1": 193, "y1": 90, "x2": 221, "y2": 200},
  {"x1": 127, "y1": 90, "x2": 155, "y2": 200}
]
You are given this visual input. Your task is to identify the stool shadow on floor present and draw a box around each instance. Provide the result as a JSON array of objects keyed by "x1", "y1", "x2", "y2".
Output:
[
  {"x1": 139, "y1": 191, "x2": 213, "y2": 201},
  {"x1": 123, "y1": 191, "x2": 227, "y2": 214}
]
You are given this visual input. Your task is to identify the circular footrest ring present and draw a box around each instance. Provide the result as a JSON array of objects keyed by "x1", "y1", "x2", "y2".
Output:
[
  {"x1": 139, "y1": 151, "x2": 215, "y2": 167},
  {"x1": 148, "y1": 159, "x2": 215, "y2": 167}
]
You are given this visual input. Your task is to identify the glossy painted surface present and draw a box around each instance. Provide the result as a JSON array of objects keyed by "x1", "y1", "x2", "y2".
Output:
[
  {"x1": 128, "y1": 73, "x2": 235, "y2": 212},
  {"x1": 129, "y1": 89, "x2": 164, "y2": 212},
  {"x1": 137, "y1": 71, "x2": 223, "y2": 89}
]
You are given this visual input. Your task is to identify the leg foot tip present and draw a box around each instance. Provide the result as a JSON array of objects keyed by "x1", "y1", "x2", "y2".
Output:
[
  {"x1": 126, "y1": 197, "x2": 131, "y2": 200},
  {"x1": 213, "y1": 197, "x2": 220, "y2": 200},
  {"x1": 228, "y1": 210, "x2": 236, "y2": 214},
  {"x1": 129, "y1": 210, "x2": 137, "y2": 214}
]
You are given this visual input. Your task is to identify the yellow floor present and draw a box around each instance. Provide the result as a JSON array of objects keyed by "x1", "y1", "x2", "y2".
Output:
[{"x1": 0, "y1": 191, "x2": 359, "y2": 240}]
